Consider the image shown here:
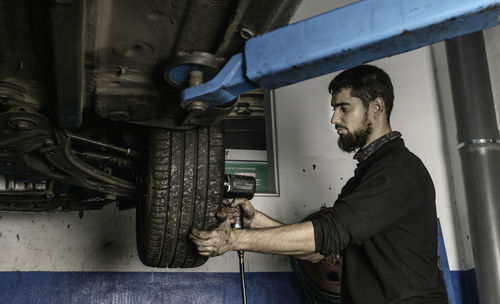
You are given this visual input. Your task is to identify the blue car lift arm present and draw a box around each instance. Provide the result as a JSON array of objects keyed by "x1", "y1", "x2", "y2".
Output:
[{"x1": 180, "y1": 0, "x2": 500, "y2": 108}]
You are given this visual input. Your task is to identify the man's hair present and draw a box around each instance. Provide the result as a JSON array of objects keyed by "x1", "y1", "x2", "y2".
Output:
[{"x1": 328, "y1": 65, "x2": 394, "y2": 122}]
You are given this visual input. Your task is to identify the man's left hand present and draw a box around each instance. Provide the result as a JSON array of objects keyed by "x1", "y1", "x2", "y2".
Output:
[{"x1": 189, "y1": 212, "x2": 236, "y2": 257}]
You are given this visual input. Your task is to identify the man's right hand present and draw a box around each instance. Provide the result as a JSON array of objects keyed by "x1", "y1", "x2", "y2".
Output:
[
  {"x1": 229, "y1": 198, "x2": 283, "y2": 229},
  {"x1": 230, "y1": 198, "x2": 257, "y2": 228}
]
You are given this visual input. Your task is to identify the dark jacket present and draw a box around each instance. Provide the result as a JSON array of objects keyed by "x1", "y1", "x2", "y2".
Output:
[{"x1": 311, "y1": 137, "x2": 448, "y2": 304}]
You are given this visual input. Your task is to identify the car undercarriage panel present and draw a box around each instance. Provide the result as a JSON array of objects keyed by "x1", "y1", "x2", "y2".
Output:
[
  {"x1": 0, "y1": 0, "x2": 301, "y2": 267},
  {"x1": 0, "y1": 0, "x2": 301, "y2": 209},
  {"x1": 0, "y1": 0, "x2": 301, "y2": 130}
]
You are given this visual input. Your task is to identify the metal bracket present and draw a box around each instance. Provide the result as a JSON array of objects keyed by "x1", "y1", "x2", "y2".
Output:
[
  {"x1": 181, "y1": 0, "x2": 500, "y2": 108},
  {"x1": 179, "y1": 53, "x2": 258, "y2": 109}
]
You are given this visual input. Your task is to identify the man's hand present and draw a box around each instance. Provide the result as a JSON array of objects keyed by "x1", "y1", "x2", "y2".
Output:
[
  {"x1": 217, "y1": 200, "x2": 240, "y2": 225},
  {"x1": 190, "y1": 198, "x2": 316, "y2": 258},
  {"x1": 232, "y1": 198, "x2": 283, "y2": 228},
  {"x1": 189, "y1": 214, "x2": 236, "y2": 257},
  {"x1": 231, "y1": 198, "x2": 257, "y2": 228}
]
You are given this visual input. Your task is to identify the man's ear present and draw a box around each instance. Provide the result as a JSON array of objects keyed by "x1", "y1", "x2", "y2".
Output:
[{"x1": 372, "y1": 98, "x2": 385, "y2": 119}]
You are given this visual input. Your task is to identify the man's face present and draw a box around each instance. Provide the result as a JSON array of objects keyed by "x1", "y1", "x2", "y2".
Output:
[{"x1": 330, "y1": 88, "x2": 372, "y2": 152}]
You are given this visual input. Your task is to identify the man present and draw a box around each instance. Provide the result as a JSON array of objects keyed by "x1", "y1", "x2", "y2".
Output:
[{"x1": 190, "y1": 65, "x2": 448, "y2": 303}]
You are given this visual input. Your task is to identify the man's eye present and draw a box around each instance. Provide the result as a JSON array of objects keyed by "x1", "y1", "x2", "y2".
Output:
[{"x1": 341, "y1": 106, "x2": 348, "y2": 112}]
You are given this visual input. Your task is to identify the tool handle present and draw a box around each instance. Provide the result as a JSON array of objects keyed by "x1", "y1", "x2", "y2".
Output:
[{"x1": 233, "y1": 205, "x2": 243, "y2": 229}]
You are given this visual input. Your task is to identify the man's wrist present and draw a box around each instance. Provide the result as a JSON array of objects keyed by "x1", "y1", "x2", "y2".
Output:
[
  {"x1": 249, "y1": 211, "x2": 263, "y2": 228},
  {"x1": 230, "y1": 229, "x2": 242, "y2": 251},
  {"x1": 251, "y1": 210, "x2": 282, "y2": 228}
]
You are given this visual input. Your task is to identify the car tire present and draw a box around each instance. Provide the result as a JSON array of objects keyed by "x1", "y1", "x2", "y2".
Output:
[{"x1": 136, "y1": 124, "x2": 224, "y2": 268}]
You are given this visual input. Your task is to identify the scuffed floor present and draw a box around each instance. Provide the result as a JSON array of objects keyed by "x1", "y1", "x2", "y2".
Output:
[{"x1": 0, "y1": 271, "x2": 307, "y2": 304}]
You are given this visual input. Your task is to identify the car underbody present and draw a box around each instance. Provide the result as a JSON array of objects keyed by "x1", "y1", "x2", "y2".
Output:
[{"x1": 0, "y1": 0, "x2": 301, "y2": 267}]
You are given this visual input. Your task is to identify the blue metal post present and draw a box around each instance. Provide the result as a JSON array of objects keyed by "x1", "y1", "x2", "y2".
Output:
[{"x1": 438, "y1": 220, "x2": 457, "y2": 304}]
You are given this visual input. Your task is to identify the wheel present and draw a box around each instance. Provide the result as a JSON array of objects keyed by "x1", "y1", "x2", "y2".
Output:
[{"x1": 136, "y1": 124, "x2": 224, "y2": 268}]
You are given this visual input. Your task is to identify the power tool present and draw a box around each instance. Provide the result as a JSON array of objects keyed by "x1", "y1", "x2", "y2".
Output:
[{"x1": 223, "y1": 174, "x2": 256, "y2": 304}]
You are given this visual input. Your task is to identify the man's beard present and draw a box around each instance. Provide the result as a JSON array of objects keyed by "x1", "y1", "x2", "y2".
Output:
[{"x1": 337, "y1": 117, "x2": 372, "y2": 153}]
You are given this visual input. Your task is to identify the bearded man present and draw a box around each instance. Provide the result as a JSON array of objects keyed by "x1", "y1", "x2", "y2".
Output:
[{"x1": 190, "y1": 65, "x2": 448, "y2": 304}]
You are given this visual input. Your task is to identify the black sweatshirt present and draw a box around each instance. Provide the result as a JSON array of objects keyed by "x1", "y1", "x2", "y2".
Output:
[{"x1": 311, "y1": 137, "x2": 448, "y2": 304}]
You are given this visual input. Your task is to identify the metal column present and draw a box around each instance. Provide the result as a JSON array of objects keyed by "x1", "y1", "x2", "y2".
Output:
[{"x1": 445, "y1": 31, "x2": 500, "y2": 304}]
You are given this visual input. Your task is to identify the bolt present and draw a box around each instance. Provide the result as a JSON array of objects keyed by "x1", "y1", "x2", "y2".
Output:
[
  {"x1": 240, "y1": 28, "x2": 255, "y2": 40},
  {"x1": 186, "y1": 70, "x2": 207, "y2": 114},
  {"x1": 187, "y1": 100, "x2": 208, "y2": 114},
  {"x1": 117, "y1": 66, "x2": 128, "y2": 76},
  {"x1": 189, "y1": 70, "x2": 203, "y2": 87},
  {"x1": 4, "y1": 162, "x2": 11, "y2": 167},
  {"x1": 44, "y1": 138, "x2": 54, "y2": 146}
]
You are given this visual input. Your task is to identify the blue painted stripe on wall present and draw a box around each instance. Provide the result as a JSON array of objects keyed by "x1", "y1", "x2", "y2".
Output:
[{"x1": 0, "y1": 270, "x2": 478, "y2": 303}]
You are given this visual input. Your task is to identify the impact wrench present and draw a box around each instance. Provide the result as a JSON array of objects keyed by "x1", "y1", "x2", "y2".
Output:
[{"x1": 223, "y1": 174, "x2": 256, "y2": 304}]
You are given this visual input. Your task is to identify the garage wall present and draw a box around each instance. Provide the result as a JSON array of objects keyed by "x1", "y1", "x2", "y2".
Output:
[{"x1": 0, "y1": 0, "x2": 477, "y2": 303}]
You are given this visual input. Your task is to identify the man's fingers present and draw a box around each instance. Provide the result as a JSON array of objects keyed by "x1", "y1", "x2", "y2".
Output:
[
  {"x1": 219, "y1": 215, "x2": 232, "y2": 228},
  {"x1": 231, "y1": 198, "x2": 244, "y2": 207},
  {"x1": 189, "y1": 233, "x2": 215, "y2": 250},
  {"x1": 188, "y1": 233, "x2": 203, "y2": 244},
  {"x1": 216, "y1": 211, "x2": 226, "y2": 220},
  {"x1": 189, "y1": 228, "x2": 210, "y2": 240},
  {"x1": 232, "y1": 198, "x2": 255, "y2": 217},
  {"x1": 231, "y1": 198, "x2": 251, "y2": 210},
  {"x1": 222, "y1": 199, "x2": 232, "y2": 206},
  {"x1": 217, "y1": 206, "x2": 238, "y2": 221},
  {"x1": 216, "y1": 212, "x2": 234, "y2": 222},
  {"x1": 192, "y1": 243, "x2": 219, "y2": 257}
]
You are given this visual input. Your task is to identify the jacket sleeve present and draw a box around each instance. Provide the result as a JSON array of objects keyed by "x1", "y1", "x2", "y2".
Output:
[{"x1": 311, "y1": 162, "x2": 419, "y2": 257}]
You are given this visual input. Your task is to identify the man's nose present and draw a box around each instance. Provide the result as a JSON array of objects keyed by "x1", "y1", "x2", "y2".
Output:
[{"x1": 331, "y1": 111, "x2": 340, "y2": 125}]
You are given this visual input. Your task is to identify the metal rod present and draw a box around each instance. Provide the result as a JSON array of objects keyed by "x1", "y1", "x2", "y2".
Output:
[
  {"x1": 67, "y1": 133, "x2": 140, "y2": 158},
  {"x1": 238, "y1": 250, "x2": 248, "y2": 304},
  {"x1": 445, "y1": 31, "x2": 500, "y2": 304}
]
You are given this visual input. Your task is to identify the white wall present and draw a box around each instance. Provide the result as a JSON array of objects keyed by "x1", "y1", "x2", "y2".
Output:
[
  {"x1": 0, "y1": 0, "x2": 464, "y2": 274},
  {"x1": 484, "y1": 26, "x2": 500, "y2": 134}
]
